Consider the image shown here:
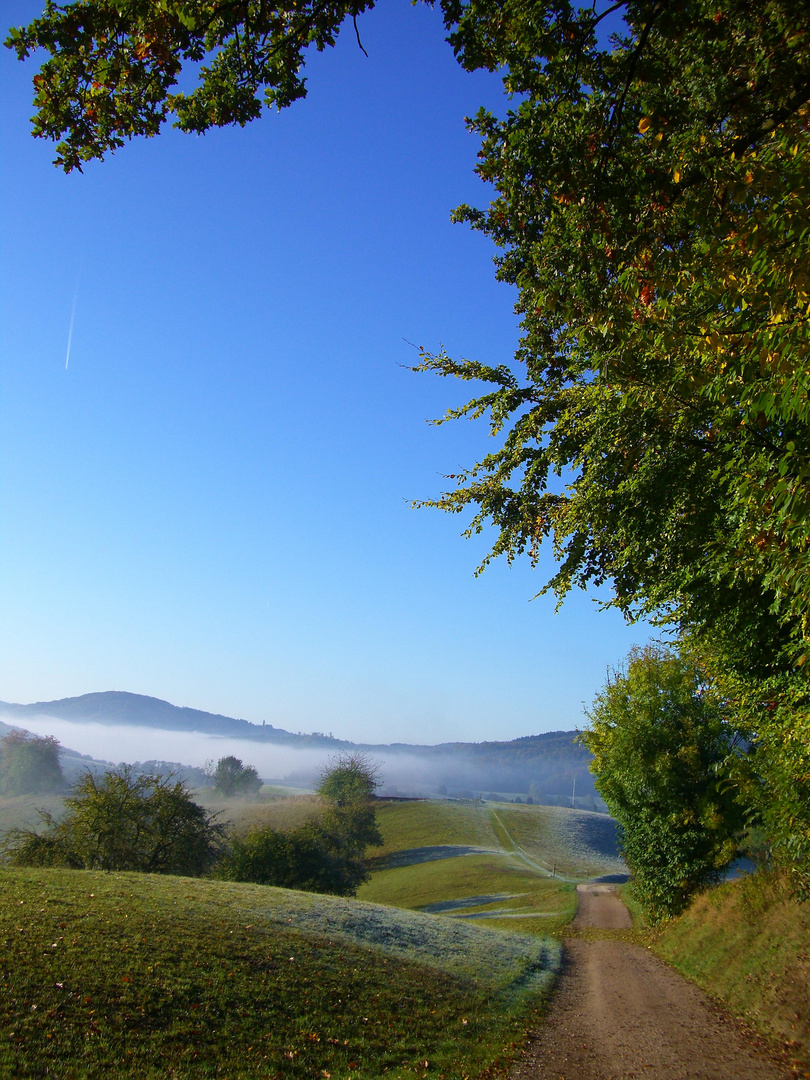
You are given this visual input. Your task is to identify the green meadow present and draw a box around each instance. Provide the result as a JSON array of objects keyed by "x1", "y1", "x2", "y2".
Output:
[
  {"x1": 357, "y1": 798, "x2": 623, "y2": 935},
  {"x1": 1, "y1": 794, "x2": 625, "y2": 1078}
]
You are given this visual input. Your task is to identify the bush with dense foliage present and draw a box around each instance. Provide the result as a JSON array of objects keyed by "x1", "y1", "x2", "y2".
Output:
[
  {"x1": 3, "y1": 767, "x2": 226, "y2": 875},
  {"x1": 581, "y1": 645, "x2": 748, "y2": 919}
]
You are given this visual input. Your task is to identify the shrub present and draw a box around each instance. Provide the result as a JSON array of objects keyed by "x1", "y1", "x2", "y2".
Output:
[
  {"x1": 4, "y1": 767, "x2": 226, "y2": 875},
  {"x1": 219, "y1": 756, "x2": 383, "y2": 895},
  {"x1": 581, "y1": 644, "x2": 746, "y2": 920}
]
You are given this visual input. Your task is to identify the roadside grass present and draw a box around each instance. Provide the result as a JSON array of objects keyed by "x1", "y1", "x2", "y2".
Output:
[
  {"x1": 1, "y1": 867, "x2": 560, "y2": 1080},
  {"x1": 648, "y1": 871, "x2": 810, "y2": 1071},
  {"x1": 371, "y1": 801, "x2": 499, "y2": 858}
]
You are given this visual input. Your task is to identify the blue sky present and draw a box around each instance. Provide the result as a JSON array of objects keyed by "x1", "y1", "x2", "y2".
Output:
[{"x1": 0, "y1": 0, "x2": 650, "y2": 745}]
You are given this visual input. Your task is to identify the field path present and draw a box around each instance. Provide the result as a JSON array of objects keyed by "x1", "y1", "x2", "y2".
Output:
[
  {"x1": 488, "y1": 808, "x2": 577, "y2": 881},
  {"x1": 509, "y1": 884, "x2": 793, "y2": 1080}
]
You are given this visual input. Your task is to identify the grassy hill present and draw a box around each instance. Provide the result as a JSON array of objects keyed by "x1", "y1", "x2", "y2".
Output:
[
  {"x1": 357, "y1": 799, "x2": 625, "y2": 937},
  {"x1": 1, "y1": 867, "x2": 560, "y2": 1080},
  {"x1": 1, "y1": 792, "x2": 626, "y2": 1078}
]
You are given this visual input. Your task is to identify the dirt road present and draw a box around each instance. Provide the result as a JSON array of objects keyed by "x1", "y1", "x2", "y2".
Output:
[{"x1": 509, "y1": 884, "x2": 794, "y2": 1080}]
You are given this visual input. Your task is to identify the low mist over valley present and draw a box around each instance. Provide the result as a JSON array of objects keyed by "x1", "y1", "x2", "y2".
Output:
[{"x1": 0, "y1": 691, "x2": 602, "y2": 808}]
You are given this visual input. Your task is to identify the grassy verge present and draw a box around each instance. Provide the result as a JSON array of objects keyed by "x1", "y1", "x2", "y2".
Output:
[
  {"x1": 647, "y1": 872, "x2": 810, "y2": 1073},
  {"x1": 1, "y1": 867, "x2": 560, "y2": 1080}
]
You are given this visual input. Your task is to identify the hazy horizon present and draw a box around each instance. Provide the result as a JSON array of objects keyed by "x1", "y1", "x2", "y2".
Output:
[{"x1": 7, "y1": 713, "x2": 594, "y2": 802}]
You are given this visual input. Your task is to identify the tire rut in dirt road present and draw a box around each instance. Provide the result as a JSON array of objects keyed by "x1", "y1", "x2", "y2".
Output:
[{"x1": 509, "y1": 884, "x2": 793, "y2": 1080}]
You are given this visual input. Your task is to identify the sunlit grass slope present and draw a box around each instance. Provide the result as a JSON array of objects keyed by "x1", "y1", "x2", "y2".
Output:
[
  {"x1": 0, "y1": 792, "x2": 67, "y2": 834},
  {"x1": 650, "y1": 871, "x2": 810, "y2": 1071},
  {"x1": 359, "y1": 854, "x2": 577, "y2": 937},
  {"x1": 490, "y1": 803, "x2": 626, "y2": 879},
  {"x1": 1, "y1": 867, "x2": 560, "y2": 1080},
  {"x1": 194, "y1": 790, "x2": 323, "y2": 837},
  {"x1": 371, "y1": 801, "x2": 500, "y2": 857}
]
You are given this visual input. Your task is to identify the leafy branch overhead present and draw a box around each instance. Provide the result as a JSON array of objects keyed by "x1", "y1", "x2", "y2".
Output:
[{"x1": 6, "y1": 0, "x2": 381, "y2": 171}]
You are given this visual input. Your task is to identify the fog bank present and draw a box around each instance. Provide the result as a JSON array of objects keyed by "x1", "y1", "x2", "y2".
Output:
[{"x1": 13, "y1": 715, "x2": 330, "y2": 785}]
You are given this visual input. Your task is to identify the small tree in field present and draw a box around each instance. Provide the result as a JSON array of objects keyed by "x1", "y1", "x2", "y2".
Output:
[
  {"x1": 316, "y1": 752, "x2": 381, "y2": 806},
  {"x1": 0, "y1": 730, "x2": 64, "y2": 796},
  {"x1": 213, "y1": 756, "x2": 263, "y2": 797},
  {"x1": 4, "y1": 767, "x2": 226, "y2": 876}
]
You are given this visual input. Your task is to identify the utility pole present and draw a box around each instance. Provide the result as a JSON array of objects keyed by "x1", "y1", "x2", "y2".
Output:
[{"x1": 571, "y1": 777, "x2": 576, "y2": 808}]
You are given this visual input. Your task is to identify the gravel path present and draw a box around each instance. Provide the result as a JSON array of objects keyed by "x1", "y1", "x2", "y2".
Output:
[{"x1": 509, "y1": 884, "x2": 794, "y2": 1080}]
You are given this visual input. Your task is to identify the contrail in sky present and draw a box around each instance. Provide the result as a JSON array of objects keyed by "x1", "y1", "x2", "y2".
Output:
[
  {"x1": 65, "y1": 258, "x2": 84, "y2": 370},
  {"x1": 65, "y1": 286, "x2": 78, "y2": 370}
]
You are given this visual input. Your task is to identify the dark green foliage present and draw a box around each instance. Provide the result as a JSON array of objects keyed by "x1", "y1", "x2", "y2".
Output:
[
  {"x1": 4, "y1": 768, "x2": 226, "y2": 875},
  {"x1": 4, "y1": 0, "x2": 378, "y2": 172},
  {"x1": 212, "y1": 755, "x2": 262, "y2": 797},
  {"x1": 218, "y1": 814, "x2": 373, "y2": 896},
  {"x1": 0, "y1": 730, "x2": 64, "y2": 796},
  {"x1": 747, "y1": 709, "x2": 810, "y2": 899},
  {"x1": 581, "y1": 645, "x2": 747, "y2": 920},
  {"x1": 220, "y1": 756, "x2": 383, "y2": 895}
]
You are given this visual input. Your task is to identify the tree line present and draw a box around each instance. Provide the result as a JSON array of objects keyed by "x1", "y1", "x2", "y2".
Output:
[
  {"x1": 1, "y1": 745, "x2": 383, "y2": 898},
  {"x1": 6, "y1": 0, "x2": 810, "y2": 908}
]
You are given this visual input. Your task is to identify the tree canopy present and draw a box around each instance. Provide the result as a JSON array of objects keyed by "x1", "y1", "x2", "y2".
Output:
[
  {"x1": 316, "y1": 751, "x2": 381, "y2": 806},
  {"x1": 212, "y1": 755, "x2": 263, "y2": 798},
  {"x1": 7, "y1": 0, "x2": 810, "y2": 890},
  {"x1": 0, "y1": 730, "x2": 64, "y2": 796}
]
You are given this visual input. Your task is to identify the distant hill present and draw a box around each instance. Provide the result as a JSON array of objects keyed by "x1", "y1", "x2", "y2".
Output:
[
  {"x1": 0, "y1": 691, "x2": 601, "y2": 808},
  {"x1": 0, "y1": 691, "x2": 345, "y2": 747}
]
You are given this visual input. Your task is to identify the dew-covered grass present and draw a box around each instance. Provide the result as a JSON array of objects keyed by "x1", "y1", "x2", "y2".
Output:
[
  {"x1": 358, "y1": 853, "x2": 577, "y2": 937},
  {"x1": 371, "y1": 801, "x2": 499, "y2": 858},
  {"x1": 491, "y1": 804, "x2": 626, "y2": 879},
  {"x1": 1, "y1": 867, "x2": 560, "y2": 1080},
  {"x1": 358, "y1": 801, "x2": 621, "y2": 939}
]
